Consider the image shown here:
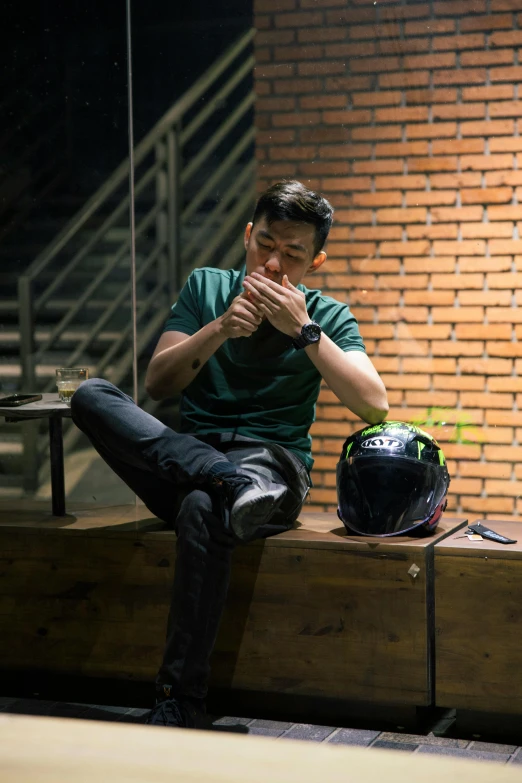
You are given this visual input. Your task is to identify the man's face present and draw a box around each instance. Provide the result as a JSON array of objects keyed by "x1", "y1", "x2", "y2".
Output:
[{"x1": 244, "y1": 217, "x2": 326, "y2": 287}]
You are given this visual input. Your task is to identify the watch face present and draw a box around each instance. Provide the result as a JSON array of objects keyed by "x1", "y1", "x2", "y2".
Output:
[{"x1": 303, "y1": 322, "x2": 322, "y2": 342}]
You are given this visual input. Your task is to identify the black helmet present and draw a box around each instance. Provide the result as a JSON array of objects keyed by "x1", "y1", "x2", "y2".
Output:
[{"x1": 337, "y1": 421, "x2": 450, "y2": 537}]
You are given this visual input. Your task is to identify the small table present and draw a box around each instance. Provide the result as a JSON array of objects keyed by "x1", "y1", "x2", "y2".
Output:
[{"x1": 0, "y1": 393, "x2": 71, "y2": 516}]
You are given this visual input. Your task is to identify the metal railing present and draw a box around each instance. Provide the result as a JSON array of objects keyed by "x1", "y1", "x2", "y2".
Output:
[{"x1": 17, "y1": 28, "x2": 256, "y2": 491}]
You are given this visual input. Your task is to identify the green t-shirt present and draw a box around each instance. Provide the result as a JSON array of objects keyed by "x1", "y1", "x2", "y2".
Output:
[{"x1": 163, "y1": 266, "x2": 365, "y2": 471}]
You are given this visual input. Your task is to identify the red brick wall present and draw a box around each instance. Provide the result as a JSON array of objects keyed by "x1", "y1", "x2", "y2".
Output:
[{"x1": 254, "y1": 0, "x2": 522, "y2": 518}]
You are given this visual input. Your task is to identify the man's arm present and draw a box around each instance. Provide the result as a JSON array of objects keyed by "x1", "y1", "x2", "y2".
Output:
[
  {"x1": 242, "y1": 272, "x2": 388, "y2": 424},
  {"x1": 304, "y1": 338, "x2": 388, "y2": 424},
  {"x1": 145, "y1": 293, "x2": 263, "y2": 400},
  {"x1": 145, "y1": 324, "x2": 225, "y2": 400}
]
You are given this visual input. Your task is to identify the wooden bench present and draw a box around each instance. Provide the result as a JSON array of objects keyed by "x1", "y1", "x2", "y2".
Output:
[
  {"x1": 435, "y1": 519, "x2": 522, "y2": 716},
  {"x1": 213, "y1": 514, "x2": 466, "y2": 710},
  {"x1": 0, "y1": 502, "x2": 466, "y2": 714}
]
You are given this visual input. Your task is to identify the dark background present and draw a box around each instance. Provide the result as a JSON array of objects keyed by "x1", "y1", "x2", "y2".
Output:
[{"x1": 3, "y1": 0, "x2": 253, "y2": 190}]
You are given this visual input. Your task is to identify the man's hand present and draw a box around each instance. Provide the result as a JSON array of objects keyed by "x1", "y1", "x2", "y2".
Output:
[
  {"x1": 242, "y1": 273, "x2": 309, "y2": 337},
  {"x1": 218, "y1": 292, "x2": 264, "y2": 338}
]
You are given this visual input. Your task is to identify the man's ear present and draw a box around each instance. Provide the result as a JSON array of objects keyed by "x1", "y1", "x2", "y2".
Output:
[
  {"x1": 244, "y1": 222, "x2": 253, "y2": 250},
  {"x1": 307, "y1": 251, "x2": 326, "y2": 275}
]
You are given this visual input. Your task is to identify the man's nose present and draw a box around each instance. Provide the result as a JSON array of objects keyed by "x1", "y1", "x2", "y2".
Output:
[{"x1": 265, "y1": 255, "x2": 281, "y2": 274}]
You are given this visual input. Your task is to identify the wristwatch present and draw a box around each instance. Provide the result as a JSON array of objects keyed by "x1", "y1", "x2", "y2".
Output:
[{"x1": 292, "y1": 321, "x2": 322, "y2": 350}]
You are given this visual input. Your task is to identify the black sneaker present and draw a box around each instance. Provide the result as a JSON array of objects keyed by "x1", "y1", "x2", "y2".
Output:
[
  {"x1": 145, "y1": 686, "x2": 206, "y2": 729},
  {"x1": 229, "y1": 479, "x2": 286, "y2": 540},
  {"x1": 209, "y1": 471, "x2": 286, "y2": 540},
  {"x1": 208, "y1": 471, "x2": 251, "y2": 496}
]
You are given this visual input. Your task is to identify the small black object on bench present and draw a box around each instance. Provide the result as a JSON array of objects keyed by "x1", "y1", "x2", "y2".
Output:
[{"x1": 468, "y1": 521, "x2": 517, "y2": 545}]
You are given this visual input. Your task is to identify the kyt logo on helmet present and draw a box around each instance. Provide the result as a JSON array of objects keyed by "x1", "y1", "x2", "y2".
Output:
[
  {"x1": 361, "y1": 437, "x2": 404, "y2": 450},
  {"x1": 336, "y1": 421, "x2": 450, "y2": 538}
]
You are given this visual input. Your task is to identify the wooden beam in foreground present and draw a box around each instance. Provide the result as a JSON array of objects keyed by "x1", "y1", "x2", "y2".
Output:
[{"x1": 0, "y1": 713, "x2": 519, "y2": 783}]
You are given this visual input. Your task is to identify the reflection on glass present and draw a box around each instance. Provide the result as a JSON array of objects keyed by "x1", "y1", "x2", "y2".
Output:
[
  {"x1": 1, "y1": 4, "x2": 131, "y2": 505},
  {"x1": 132, "y1": 2, "x2": 254, "y2": 435}
]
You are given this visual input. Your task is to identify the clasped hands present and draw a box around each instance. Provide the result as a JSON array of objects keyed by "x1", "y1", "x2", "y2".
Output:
[{"x1": 219, "y1": 273, "x2": 309, "y2": 339}]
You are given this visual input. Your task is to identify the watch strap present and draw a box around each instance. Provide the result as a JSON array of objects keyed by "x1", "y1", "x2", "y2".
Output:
[
  {"x1": 292, "y1": 321, "x2": 322, "y2": 350},
  {"x1": 292, "y1": 333, "x2": 309, "y2": 350}
]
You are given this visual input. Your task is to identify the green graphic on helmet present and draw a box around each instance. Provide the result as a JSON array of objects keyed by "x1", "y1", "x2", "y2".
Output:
[{"x1": 361, "y1": 420, "x2": 440, "y2": 446}]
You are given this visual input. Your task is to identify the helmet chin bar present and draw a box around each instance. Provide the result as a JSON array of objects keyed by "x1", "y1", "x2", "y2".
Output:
[{"x1": 338, "y1": 495, "x2": 448, "y2": 539}]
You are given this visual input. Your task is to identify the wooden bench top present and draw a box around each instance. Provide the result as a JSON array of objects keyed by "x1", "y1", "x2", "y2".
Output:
[
  {"x1": 435, "y1": 518, "x2": 522, "y2": 560},
  {"x1": 0, "y1": 500, "x2": 466, "y2": 551}
]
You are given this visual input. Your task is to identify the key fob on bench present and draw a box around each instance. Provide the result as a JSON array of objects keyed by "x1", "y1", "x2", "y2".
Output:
[{"x1": 468, "y1": 522, "x2": 517, "y2": 545}]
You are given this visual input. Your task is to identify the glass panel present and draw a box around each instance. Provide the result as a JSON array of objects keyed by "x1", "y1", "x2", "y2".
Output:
[
  {"x1": 0, "y1": 3, "x2": 133, "y2": 507},
  {"x1": 131, "y1": 2, "x2": 254, "y2": 441}
]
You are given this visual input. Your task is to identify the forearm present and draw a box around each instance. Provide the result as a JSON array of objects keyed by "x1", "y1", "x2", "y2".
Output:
[
  {"x1": 145, "y1": 320, "x2": 227, "y2": 399},
  {"x1": 305, "y1": 334, "x2": 389, "y2": 423}
]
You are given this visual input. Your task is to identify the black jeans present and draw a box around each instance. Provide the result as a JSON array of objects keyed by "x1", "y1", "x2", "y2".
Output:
[{"x1": 70, "y1": 379, "x2": 310, "y2": 701}]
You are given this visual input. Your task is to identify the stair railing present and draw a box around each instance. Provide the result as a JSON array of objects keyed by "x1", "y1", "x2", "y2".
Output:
[{"x1": 17, "y1": 28, "x2": 256, "y2": 492}]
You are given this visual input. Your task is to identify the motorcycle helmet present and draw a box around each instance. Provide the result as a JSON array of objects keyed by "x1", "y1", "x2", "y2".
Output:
[{"x1": 337, "y1": 420, "x2": 450, "y2": 537}]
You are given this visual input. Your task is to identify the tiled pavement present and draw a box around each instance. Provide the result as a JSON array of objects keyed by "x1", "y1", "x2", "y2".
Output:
[{"x1": 2, "y1": 696, "x2": 522, "y2": 765}]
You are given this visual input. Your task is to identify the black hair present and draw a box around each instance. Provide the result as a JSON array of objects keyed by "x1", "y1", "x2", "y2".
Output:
[{"x1": 252, "y1": 180, "x2": 334, "y2": 256}]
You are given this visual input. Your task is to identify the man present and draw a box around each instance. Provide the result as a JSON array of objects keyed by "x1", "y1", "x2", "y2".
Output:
[{"x1": 71, "y1": 179, "x2": 388, "y2": 728}]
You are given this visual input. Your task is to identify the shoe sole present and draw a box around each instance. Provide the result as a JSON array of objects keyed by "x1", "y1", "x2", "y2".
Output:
[{"x1": 230, "y1": 484, "x2": 286, "y2": 539}]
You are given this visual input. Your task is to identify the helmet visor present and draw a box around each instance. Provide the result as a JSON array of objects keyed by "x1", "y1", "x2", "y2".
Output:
[{"x1": 337, "y1": 456, "x2": 448, "y2": 536}]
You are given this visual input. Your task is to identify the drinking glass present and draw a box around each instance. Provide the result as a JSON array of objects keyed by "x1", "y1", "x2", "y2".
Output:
[{"x1": 55, "y1": 368, "x2": 88, "y2": 406}]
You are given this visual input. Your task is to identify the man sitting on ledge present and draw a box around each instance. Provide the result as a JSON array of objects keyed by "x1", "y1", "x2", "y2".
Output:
[{"x1": 71, "y1": 179, "x2": 388, "y2": 728}]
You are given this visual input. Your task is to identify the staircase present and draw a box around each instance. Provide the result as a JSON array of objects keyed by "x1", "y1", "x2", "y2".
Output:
[{"x1": 0, "y1": 29, "x2": 256, "y2": 498}]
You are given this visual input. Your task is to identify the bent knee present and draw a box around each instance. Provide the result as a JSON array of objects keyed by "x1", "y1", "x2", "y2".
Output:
[
  {"x1": 177, "y1": 489, "x2": 234, "y2": 545},
  {"x1": 179, "y1": 488, "x2": 214, "y2": 518},
  {"x1": 70, "y1": 378, "x2": 113, "y2": 417}
]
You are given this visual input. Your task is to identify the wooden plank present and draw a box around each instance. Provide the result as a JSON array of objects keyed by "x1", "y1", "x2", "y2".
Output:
[
  {"x1": 435, "y1": 519, "x2": 522, "y2": 713},
  {"x1": 1, "y1": 714, "x2": 519, "y2": 783},
  {"x1": 271, "y1": 513, "x2": 465, "y2": 552},
  {"x1": 0, "y1": 504, "x2": 466, "y2": 706},
  {"x1": 0, "y1": 500, "x2": 465, "y2": 547},
  {"x1": 0, "y1": 528, "x2": 172, "y2": 677},
  {"x1": 0, "y1": 500, "x2": 164, "y2": 535},
  {"x1": 435, "y1": 518, "x2": 522, "y2": 559},
  {"x1": 214, "y1": 543, "x2": 432, "y2": 704}
]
